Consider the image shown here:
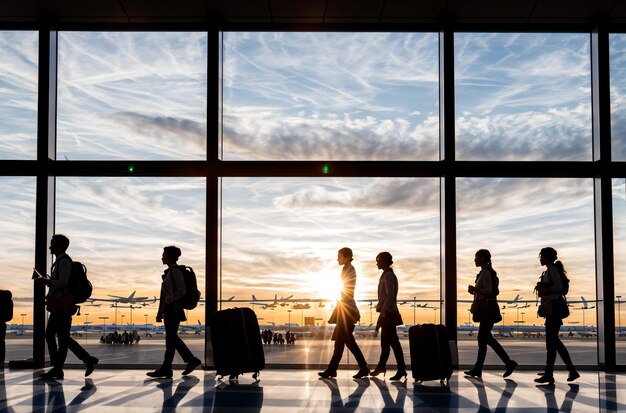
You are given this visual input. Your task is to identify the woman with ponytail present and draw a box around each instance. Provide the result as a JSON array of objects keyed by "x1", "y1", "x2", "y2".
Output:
[
  {"x1": 465, "y1": 249, "x2": 517, "y2": 379},
  {"x1": 534, "y1": 247, "x2": 579, "y2": 384}
]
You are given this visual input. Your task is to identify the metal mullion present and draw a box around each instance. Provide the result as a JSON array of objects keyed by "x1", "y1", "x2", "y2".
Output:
[
  {"x1": 49, "y1": 160, "x2": 209, "y2": 177},
  {"x1": 592, "y1": 23, "x2": 616, "y2": 371},
  {"x1": 440, "y1": 27, "x2": 457, "y2": 344}
]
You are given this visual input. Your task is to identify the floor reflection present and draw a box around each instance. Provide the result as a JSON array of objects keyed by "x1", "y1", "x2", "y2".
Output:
[{"x1": 0, "y1": 369, "x2": 623, "y2": 411}]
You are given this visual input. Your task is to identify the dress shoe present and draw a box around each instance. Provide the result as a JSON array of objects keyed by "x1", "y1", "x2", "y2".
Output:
[
  {"x1": 389, "y1": 369, "x2": 407, "y2": 381},
  {"x1": 40, "y1": 369, "x2": 64, "y2": 380},
  {"x1": 318, "y1": 369, "x2": 337, "y2": 378},
  {"x1": 503, "y1": 360, "x2": 518, "y2": 378},
  {"x1": 352, "y1": 367, "x2": 371, "y2": 379},
  {"x1": 182, "y1": 358, "x2": 201, "y2": 375},
  {"x1": 85, "y1": 356, "x2": 99, "y2": 377},
  {"x1": 567, "y1": 370, "x2": 580, "y2": 382},
  {"x1": 370, "y1": 366, "x2": 386, "y2": 377},
  {"x1": 534, "y1": 374, "x2": 555, "y2": 384},
  {"x1": 146, "y1": 368, "x2": 173, "y2": 379},
  {"x1": 464, "y1": 367, "x2": 482, "y2": 378}
]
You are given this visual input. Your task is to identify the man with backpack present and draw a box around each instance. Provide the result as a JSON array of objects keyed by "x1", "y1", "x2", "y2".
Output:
[
  {"x1": 39, "y1": 234, "x2": 99, "y2": 379},
  {"x1": 0, "y1": 289, "x2": 13, "y2": 366},
  {"x1": 146, "y1": 245, "x2": 201, "y2": 378}
]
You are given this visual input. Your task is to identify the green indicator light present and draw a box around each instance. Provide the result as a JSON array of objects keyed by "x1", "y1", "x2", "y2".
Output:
[
  {"x1": 128, "y1": 165, "x2": 135, "y2": 173},
  {"x1": 322, "y1": 164, "x2": 329, "y2": 174}
]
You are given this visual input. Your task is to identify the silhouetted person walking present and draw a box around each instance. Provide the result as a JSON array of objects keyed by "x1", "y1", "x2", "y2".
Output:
[
  {"x1": 147, "y1": 246, "x2": 201, "y2": 379},
  {"x1": 534, "y1": 247, "x2": 579, "y2": 384},
  {"x1": 370, "y1": 252, "x2": 406, "y2": 380},
  {"x1": 319, "y1": 247, "x2": 370, "y2": 379},
  {"x1": 464, "y1": 249, "x2": 517, "y2": 379},
  {"x1": 40, "y1": 234, "x2": 98, "y2": 379}
]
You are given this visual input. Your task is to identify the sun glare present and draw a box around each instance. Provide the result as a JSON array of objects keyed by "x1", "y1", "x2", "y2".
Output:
[{"x1": 312, "y1": 271, "x2": 343, "y2": 302}]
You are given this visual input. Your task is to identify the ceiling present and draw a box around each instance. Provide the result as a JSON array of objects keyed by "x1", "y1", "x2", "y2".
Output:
[{"x1": 2, "y1": 0, "x2": 626, "y2": 27}]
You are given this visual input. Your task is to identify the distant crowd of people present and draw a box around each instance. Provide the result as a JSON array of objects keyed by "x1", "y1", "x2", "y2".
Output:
[
  {"x1": 99, "y1": 330, "x2": 141, "y2": 345},
  {"x1": 261, "y1": 329, "x2": 296, "y2": 345}
]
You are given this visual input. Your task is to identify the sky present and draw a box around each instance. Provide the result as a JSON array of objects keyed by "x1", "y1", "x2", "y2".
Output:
[{"x1": 0, "y1": 31, "x2": 624, "y2": 330}]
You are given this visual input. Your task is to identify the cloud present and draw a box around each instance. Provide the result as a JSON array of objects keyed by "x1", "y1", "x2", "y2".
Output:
[{"x1": 112, "y1": 112, "x2": 205, "y2": 151}]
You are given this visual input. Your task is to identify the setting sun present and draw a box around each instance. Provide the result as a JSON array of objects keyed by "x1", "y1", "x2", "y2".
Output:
[{"x1": 311, "y1": 271, "x2": 343, "y2": 302}]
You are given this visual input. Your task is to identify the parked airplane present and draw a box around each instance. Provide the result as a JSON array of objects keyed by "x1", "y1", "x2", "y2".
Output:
[
  {"x1": 89, "y1": 291, "x2": 157, "y2": 305},
  {"x1": 180, "y1": 320, "x2": 205, "y2": 335}
]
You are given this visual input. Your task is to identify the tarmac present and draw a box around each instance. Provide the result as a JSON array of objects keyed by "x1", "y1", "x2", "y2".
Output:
[{"x1": 4, "y1": 334, "x2": 614, "y2": 368}]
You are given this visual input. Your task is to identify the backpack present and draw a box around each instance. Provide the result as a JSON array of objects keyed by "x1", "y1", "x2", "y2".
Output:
[
  {"x1": 0, "y1": 290, "x2": 13, "y2": 322},
  {"x1": 65, "y1": 256, "x2": 93, "y2": 304},
  {"x1": 544, "y1": 266, "x2": 570, "y2": 296},
  {"x1": 173, "y1": 265, "x2": 201, "y2": 310}
]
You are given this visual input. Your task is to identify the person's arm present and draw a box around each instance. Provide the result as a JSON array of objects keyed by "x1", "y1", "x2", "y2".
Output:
[
  {"x1": 380, "y1": 272, "x2": 397, "y2": 316},
  {"x1": 51, "y1": 259, "x2": 72, "y2": 291}
]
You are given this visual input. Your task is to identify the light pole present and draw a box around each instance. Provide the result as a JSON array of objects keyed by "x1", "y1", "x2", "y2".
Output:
[
  {"x1": 413, "y1": 296, "x2": 417, "y2": 325},
  {"x1": 287, "y1": 310, "x2": 291, "y2": 326},
  {"x1": 144, "y1": 314, "x2": 149, "y2": 337},
  {"x1": 99, "y1": 316, "x2": 109, "y2": 335},
  {"x1": 617, "y1": 296, "x2": 622, "y2": 337},
  {"x1": 121, "y1": 314, "x2": 126, "y2": 329},
  {"x1": 20, "y1": 313, "x2": 26, "y2": 334},
  {"x1": 114, "y1": 303, "x2": 118, "y2": 326},
  {"x1": 84, "y1": 313, "x2": 90, "y2": 343}
]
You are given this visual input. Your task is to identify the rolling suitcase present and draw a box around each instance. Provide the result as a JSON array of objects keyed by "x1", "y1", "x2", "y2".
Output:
[
  {"x1": 209, "y1": 307, "x2": 265, "y2": 380},
  {"x1": 409, "y1": 323, "x2": 453, "y2": 383}
]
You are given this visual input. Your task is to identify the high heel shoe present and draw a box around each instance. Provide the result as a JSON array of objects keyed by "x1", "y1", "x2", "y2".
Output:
[
  {"x1": 40, "y1": 368, "x2": 64, "y2": 380},
  {"x1": 370, "y1": 366, "x2": 386, "y2": 377},
  {"x1": 85, "y1": 356, "x2": 99, "y2": 377},
  {"x1": 534, "y1": 374, "x2": 555, "y2": 384},
  {"x1": 503, "y1": 360, "x2": 518, "y2": 378},
  {"x1": 318, "y1": 369, "x2": 337, "y2": 378},
  {"x1": 389, "y1": 369, "x2": 407, "y2": 381},
  {"x1": 352, "y1": 367, "x2": 371, "y2": 379}
]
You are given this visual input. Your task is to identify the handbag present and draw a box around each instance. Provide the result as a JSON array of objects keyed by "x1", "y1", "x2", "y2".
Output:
[
  {"x1": 45, "y1": 292, "x2": 73, "y2": 313},
  {"x1": 471, "y1": 299, "x2": 502, "y2": 323},
  {"x1": 537, "y1": 296, "x2": 570, "y2": 319}
]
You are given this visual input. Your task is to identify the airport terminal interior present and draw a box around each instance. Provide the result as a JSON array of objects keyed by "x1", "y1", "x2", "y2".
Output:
[{"x1": 2, "y1": 0, "x2": 626, "y2": 411}]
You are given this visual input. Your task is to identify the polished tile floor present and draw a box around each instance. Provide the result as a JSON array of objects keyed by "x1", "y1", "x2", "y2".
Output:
[{"x1": 0, "y1": 368, "x2": 624, "y2": 412}]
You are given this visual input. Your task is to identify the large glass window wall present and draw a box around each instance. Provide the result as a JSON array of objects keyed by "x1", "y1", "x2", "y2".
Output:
[
  {"x1": 0, "y1": 178, "x2": 36, "y2": 362},
  {"x1": 455, "y1": 33, "x2": 592, "y2": 161},
  {"x1": 457, "y1": 178, "x2": 597, "y2": 366},
  {"x1": 221, "y1": 32, "x2": 439, "y2": 161},
  {"x1": 57, "y1": 32, "x2": 208, "y2": 160},
  {"x1": 0, "y1": 27, "x2": 622, "y2": 369},
  {"x1": 220, "y1": 177, "x2": 440, "y2": 365},
  {"x1": 54, "y1": 177, "x2": 206, "y2": 365},
  {"x1": 0, "y1": 31, "x2": 38, "y2": 160}
]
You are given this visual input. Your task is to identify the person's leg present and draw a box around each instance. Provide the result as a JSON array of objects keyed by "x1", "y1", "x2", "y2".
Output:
[
  {"x1": 387, "y1": 325, "x2": 406, "y2": 370},
  {"x1": 475, "y1": 321, "x2": 494, "y2": 369},
  {"x1": 377, "y1": 324, "x2": 391, "y2": 369},
  {"x1": 544, "y1": 318, "x2": 559, "y2": 375},
  {"x1": 163, "y1": 315, "x2": 180, "y2": 369},
  {"x1": 45, "y1": 314, "x2": 59, "y2": 368},
  {"x1": 551, "y1": 319, "x2": 578, "y2": 378},
  {"x1": 55, "y1": 312, "x2": 73, "y2": 370},
  {"x1": 0, "y1": 322, "x2": 6, "y2": 367},
  {"x1": 486, "y1": 333, "x2": 511, "y2": 364}
]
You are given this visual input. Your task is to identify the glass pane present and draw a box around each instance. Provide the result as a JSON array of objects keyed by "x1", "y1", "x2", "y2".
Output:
[
  {"x1": 57, "y1": 32, "x2": 207, "y2": 160},
  {"x1": 0, "y1": 178, "x2": 36, "y2": 362},
  {"x1": 455, "y1": 33, "x2": 592, "y2": 161},
  {"x1": 457, "y1": 178, "x2": 596, "y2": 366},
  {"x1": 222, "y1": 33, "x2": 439, "y2": 161},
  {"x1": 220, "y1": 177, "x2": 440, "y2": 365},
  {"x1": 55, "y1": 177, "x2": 206, "y2": 364},
  {"x1": 615, "y1": 178, "x2": 626, "y2": 363},
  {"x1": 610, "y1": 35, "x2": 626, "y2": 161},
  {"x1": 0, "y1": 31, "x2": 38, "y2": 160}
]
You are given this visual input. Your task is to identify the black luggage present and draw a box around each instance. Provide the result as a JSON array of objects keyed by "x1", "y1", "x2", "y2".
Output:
[
  {"x1": 209, "y1": 307, "x2": 265, "y2": 380},
  {"x1": 409, "y1": 323, "x2": 453, "y2": 383}
]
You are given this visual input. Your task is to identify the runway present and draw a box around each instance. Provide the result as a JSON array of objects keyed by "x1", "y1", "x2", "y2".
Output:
[{"x1": 5, "y1": 334, "x2": 613, "y2": 367}]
